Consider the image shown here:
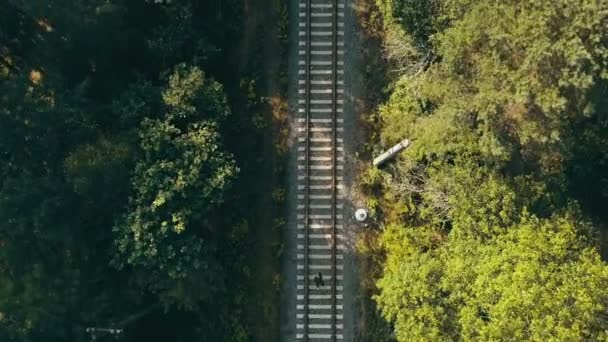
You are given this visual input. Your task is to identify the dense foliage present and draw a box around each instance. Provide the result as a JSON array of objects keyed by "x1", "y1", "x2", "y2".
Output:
[
  {"x1": 0, "y1": 0, "x2": 264, "y2": 341},
  {"x1": 368, "y1": 0, "x2": 608, "y2": 340},
  {"x1": 112, "y1": 64, "x2": 238, "y2": 310}
]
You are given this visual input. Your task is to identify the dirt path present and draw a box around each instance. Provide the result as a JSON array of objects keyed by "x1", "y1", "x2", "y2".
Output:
[
  {"x1": 280, "y1": 0, "x2": 300, "y2": 339},
  {"x1": 237, "y1": 1, "x2": 286, "y2": 341},
  {"x1": 343, "y1": 1, "x2": 394, "y2": 340},
  {"x1": 342, "y1": 0, "x2": 366, "y2": 340}
]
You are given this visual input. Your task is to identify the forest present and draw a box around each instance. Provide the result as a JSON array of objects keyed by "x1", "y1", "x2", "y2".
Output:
[
  {"x1": 0, "y1": 0, "x2": 284, "y2": 341},
  {"x1": 360, "y1": 0, "x2": 608, "y2": 340},
  {"x1": 2, "y1": 0, "x2": 608, "y2": 341}
]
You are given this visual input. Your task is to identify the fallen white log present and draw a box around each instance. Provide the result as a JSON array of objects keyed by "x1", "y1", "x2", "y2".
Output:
[{"x1": 373, "y1": 139, "x2": 411, "y2": 167}]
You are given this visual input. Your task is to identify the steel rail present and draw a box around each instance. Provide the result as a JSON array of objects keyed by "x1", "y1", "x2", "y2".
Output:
[
  {"x1": 331, "y1": 0, "x2": 338, "y2": 342},
  {"x1": 303, "y1": 0, "x2": 311, "y2": 340},
  {"x1": 331, "y1": 0, "x2": 338, "y2": 341}
]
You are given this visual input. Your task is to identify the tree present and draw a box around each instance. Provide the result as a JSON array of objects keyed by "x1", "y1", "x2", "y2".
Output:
[
  {"x1": 372, "y1": 0, "x2": 608, "y2": 325},
  {"x1": 0, "y1": 68, "x2": 139, "y2": 341},
  {"x1": 376, "y1": 170, "x2": 608, "y2": 341},
  {"x1": 112, "y1": 65, "x2": 238, "y2": 310},
  {"x1": 0, "y1": 0, "x2": 257, "y2": 340},
  {"x1": 445, "y1": 212, "x2": 608, "y2": 341},
  {"x1": 378, "y1": 0, "x2": 608, "y2": 170}
]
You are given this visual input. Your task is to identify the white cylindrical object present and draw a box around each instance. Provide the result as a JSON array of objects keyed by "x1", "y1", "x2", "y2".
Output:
[
  {"x1": 355, "y1": 208, "x2": 368, "y2": 222},
  {"x1": 373, "y1": 139, "x2": 410, "y2": 167}
]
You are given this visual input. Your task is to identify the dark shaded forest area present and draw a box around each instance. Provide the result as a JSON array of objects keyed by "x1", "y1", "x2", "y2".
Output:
[{"x1": 0, "y1": 1, "x2": 277, "y2": 341}]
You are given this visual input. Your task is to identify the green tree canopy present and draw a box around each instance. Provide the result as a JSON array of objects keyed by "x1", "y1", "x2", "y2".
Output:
[
  {"x1": 0, "y1": 0, "x2": 253, "y2": 340},
  {"x1": 377, "y1": 210, "x2": 608, "y2": 341},
  {"x1": 376, "y1": 167, "x2": 608, "y2": 341},
  {"x1": 113, "y1": 65, "x2": 237, "y2": 310},
  {"x1": 372, "y1": 0, "x2": 608, "y2": 340}
]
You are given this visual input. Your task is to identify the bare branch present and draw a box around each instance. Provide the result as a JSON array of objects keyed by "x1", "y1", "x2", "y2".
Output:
[{"x1": 388, "y1": 161, "x2": 451, "y2": 223}]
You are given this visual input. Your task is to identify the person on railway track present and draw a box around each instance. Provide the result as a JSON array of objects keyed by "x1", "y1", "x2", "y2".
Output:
[{"x1": 314, "y1": 272, "x2": 324, "y2": 288}]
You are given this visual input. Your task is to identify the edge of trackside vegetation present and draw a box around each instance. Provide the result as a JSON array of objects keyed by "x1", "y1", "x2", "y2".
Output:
[
  {"x1": 353, "y1": 0, "x2": 608, "y2": 341},
  {"x1": 237, "y1": 0, "x2": 289, "y2": 341},
  {"x1": 351, "y1": 1, "x2": 396, "y2": 341}
]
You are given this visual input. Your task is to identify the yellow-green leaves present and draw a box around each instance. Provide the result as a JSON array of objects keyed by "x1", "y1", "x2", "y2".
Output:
[
  {"x1": 377, "y1": 206, "x2": 608, "y2": 341},
  {"x1": 372, "y1": 0, "x2": 608, "y2": 340},
  {"x1": 380, "y1": 0, "x2": 608, "y2": 174}
]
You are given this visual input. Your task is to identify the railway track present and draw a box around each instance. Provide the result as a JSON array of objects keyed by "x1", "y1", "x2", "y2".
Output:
[{"x1": 296, "y1": 0, "x2": 345, "y2": 341}]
